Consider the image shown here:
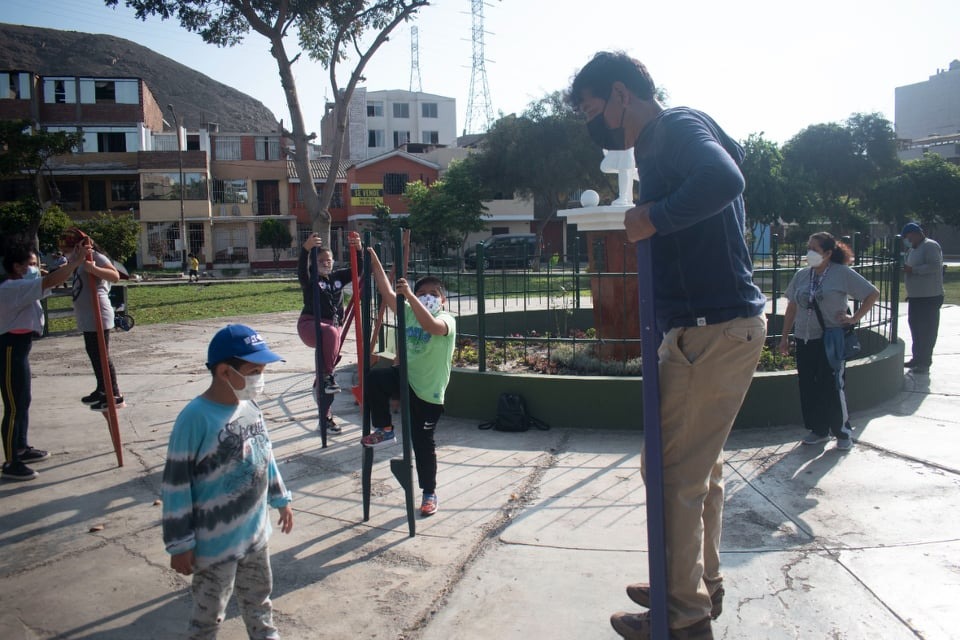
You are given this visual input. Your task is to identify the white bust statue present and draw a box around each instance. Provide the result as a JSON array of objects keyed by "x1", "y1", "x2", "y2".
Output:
[{"x1": 600, "y1": 148, "x2": 639, "y2": 206}]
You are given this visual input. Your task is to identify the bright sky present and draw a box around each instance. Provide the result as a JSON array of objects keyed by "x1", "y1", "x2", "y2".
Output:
[{"x1": 3, "y1": 0, "x2": 959, "y2": 145}]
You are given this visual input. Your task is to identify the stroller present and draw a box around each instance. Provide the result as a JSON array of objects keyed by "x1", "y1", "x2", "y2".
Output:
[{"x1": 108, "y1": 285, "x2": 135, "y2": 331}]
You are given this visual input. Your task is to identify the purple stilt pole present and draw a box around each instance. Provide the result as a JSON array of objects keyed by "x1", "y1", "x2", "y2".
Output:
[{"x1": 636, "y1": 238, "x2": 668, "y2": 639}]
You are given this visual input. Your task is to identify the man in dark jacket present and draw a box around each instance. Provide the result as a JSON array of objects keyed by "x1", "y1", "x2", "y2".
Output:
[{"x1": 568, "y1": 52, "x2": 766, "y2": 640}]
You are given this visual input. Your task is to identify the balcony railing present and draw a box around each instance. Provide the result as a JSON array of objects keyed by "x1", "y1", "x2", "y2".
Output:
[{"x1": 254, "y1": 199, "x2": 281, "y2": 216}]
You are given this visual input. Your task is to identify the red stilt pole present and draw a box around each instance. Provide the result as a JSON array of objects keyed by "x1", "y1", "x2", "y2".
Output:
[
  {"x1": 85, "y1": 248, "x2": 123, "y2": 467},
  {"x1": 348, "y1": 232, "x2": 364, "y2": 407}
]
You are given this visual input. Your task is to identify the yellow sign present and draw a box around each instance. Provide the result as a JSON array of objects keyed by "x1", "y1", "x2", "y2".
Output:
[{"x1": 350, "y1": 183, "x2": 384, "y2": 206}]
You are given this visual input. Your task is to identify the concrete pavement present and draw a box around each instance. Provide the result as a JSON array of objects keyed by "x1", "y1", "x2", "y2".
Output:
[{"x1": 1, "y1": 307, "x2": 958, "y2": 639}]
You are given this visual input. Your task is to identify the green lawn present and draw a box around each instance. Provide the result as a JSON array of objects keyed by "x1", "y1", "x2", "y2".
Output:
[
  {"x1": 46, "y1": 282, "x2": 304, "y2": 333},
  {"x1": 940, "y1": 267, "x2": 959, "y2": 305},
  {"x1": 899, "y1": 267, "x2": 959, "y2": 305}
]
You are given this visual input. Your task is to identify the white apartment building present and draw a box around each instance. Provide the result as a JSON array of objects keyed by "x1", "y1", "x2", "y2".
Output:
[
  {"x1": 895, "y1": 60, "x2": 960, "y2": 162},
  {"x1": 321, "y1": 88, "x2": 457, "y2": 162}
]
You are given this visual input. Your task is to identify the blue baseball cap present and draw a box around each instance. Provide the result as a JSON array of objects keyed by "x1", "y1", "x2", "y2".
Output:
[
  {"x1": 206, "y1": 324, "x2": 285, "y2": 369},
  {"x1": 901, "y1": 222, "x2": 922, "y2": 236}
]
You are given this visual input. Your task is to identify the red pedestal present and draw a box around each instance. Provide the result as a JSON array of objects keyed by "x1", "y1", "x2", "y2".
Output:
[{"x1": 587, "y1": 230, "x2": 641, "y2": 360}]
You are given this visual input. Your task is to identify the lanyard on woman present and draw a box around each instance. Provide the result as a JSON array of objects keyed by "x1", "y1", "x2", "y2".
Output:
[{"x1": 806, "y1": 265, "x2": 830, "y2": 333}]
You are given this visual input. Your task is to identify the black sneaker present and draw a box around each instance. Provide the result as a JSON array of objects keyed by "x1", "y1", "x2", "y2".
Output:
[
  {"x1": 325, "y1": 417, "x2": 342, "y2": 434},
  {"x1": 324, "y1": 375, "x2": 341, "y2": 394},
  {"x1": 2, "y1": 461, "x2": 38, "y2": 481},
  {"x1": 81, "y1": 391, "x2": 104, "y2": 405},
  {"x1": 90, "y1": 396, "x2": 126, "y2": 412},
  {"x1": 18, "y1": 447, "x2": 50, "y2": 462}
]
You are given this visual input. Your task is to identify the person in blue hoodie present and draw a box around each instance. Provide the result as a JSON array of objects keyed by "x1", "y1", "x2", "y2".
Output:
[
  {"x1": 161, "y1": 324, "x2": 293, "y2": 639},
  {"x1": 568, "y1": 52, "x2": 767, "y2": 640}
]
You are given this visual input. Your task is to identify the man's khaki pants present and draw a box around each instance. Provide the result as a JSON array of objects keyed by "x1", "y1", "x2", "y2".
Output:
[{"x1": 642, "y1": 314, "x2": 766, "y2": 629}]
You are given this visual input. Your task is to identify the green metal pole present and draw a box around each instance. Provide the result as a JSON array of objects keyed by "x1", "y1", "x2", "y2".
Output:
[
  {"x1": 390, "y1": 228, "x2": 417, "y2": 537},
  {"x1": 477, "y1": 243, "x2": 486, "y2": 373}
]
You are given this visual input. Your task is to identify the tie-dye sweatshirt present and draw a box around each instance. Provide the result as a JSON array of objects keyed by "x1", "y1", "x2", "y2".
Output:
[{"x1": 161, "y1": 396, "x2": 291, "y2": 569}]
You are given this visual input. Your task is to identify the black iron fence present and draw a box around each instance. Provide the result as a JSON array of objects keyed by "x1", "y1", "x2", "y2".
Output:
[{"x1": 365, "y1": 232, "x2": 901, "y2": 376}]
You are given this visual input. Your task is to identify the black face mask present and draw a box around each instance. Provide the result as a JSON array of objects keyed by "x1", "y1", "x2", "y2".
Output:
[{"x1": 586, "y1": 102, "x2": 628, "y2": 150}]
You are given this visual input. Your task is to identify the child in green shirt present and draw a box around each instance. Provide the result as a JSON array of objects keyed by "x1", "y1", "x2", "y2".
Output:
[{"x1": 361, "y1": 248, "x2": 456, "y2": 517}]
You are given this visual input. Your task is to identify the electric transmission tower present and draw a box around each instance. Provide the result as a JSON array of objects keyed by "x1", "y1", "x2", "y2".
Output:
[
  {"x1": 409, "y1": 26, "x2": 422, "y2": 93},
  {"x1": 464, "y1": 0, "x2": 494, "y2": 135}
]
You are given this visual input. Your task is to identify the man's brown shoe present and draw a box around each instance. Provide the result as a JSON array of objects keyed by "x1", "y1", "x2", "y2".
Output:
[
  {"x1": 610, "y1": 611, "x2": 713, "y2": 640},
  {"x1": 625, "y1": 583, "x2": 724, "y2": 620}
]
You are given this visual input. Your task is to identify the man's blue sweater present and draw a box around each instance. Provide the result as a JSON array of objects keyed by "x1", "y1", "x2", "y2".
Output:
[{"x1": 634, "y1": 107, "x2": 766, "y2": 332}]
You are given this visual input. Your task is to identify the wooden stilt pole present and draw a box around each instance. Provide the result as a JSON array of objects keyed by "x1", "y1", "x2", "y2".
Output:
[{"x1": 86, "y1": 252, "x2": 122, "y2": 467}]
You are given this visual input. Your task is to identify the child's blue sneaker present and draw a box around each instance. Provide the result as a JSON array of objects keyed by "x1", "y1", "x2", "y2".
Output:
[
  {"x1": 361, "y1": 427, "x2": 396, "y2": 449},
  {"x1": 420, "y1": 493, "x2": 438, "y2": 517}
]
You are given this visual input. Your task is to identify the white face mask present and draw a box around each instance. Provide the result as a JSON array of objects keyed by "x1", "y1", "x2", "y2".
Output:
[
  {"x1": 417, "y1": 294, "x2": 442, "y2": 315},
  {"x1": 229, "y1": 367, "x2": 265, "y2": 402},
  {"x1": 24, "y1": 265, "x2": 40, "y2": 280},
  {"x1": 805, "y1": 250, "x2": 824, "y2": 268}
]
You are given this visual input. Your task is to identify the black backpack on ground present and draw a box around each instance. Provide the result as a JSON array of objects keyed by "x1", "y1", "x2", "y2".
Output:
[{"x1": 479, "y1": 393, "x2": 550, "y2": 432}]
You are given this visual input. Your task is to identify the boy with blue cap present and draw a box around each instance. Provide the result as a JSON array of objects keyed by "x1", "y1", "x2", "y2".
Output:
[{"x1": 161, "y1": 324, "x2": 293, "y2": 639}]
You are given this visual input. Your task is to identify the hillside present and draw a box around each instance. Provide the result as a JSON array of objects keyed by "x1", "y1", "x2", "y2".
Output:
[{"x1": 0, "y1": 23, "x2": 280, "y2": 133}]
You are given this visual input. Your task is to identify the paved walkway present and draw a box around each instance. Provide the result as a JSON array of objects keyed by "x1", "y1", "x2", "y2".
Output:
[{"x1": 2, "y1": 307, "x2": 958, "y2": 639}]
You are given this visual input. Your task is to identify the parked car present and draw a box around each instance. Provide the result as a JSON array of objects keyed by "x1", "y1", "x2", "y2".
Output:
[{"x1": 464, "y1": 234, "x2": 541, "y2": 269}]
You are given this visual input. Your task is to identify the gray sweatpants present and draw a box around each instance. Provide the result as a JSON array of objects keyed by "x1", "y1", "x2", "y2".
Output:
[{"x1": 189, "y1": 545, "x2": 279, "y2": 640}]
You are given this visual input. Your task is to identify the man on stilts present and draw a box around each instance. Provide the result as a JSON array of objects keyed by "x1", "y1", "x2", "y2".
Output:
[{"x1": 569, "y1": 52, "x2": 766, "y2": 639}]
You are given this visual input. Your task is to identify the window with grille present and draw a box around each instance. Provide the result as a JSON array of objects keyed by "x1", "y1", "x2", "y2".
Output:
[
  {"x1": 142, "y1": 172, "x2": 208, "y2": 200},
  {"x1": 383, "y1": 173, "x2": 408, "y2": 195},
  {"x1": 44, "y1": 78, "x2": 76, "y2": 104},
  {"x1": 298, "y1": 223, "x2": 313, "y2": 244},
  {"x1": 212, "y1": 178, "x2": 249, "y2": 204},
  {"x1": 146, "y1": 222, "x2": 180, "y2": 262},
  {"x1": 111, "y1": 179, "x2": 138, "y2": 202},
  {"x1": 214, "y1": 136, "x2": 242, "y2": 161},
  {"x1": 2, "y1": 72, "x2": 30, "y2": 100},
  {"x1": 55, "y1": 180, "x2": 83, "y2": 207},
  {"x1": 97, "y1": 132, "x2": 127, "y2": 152},
  {"x1": 94, "y1": 81, "x2": 116, "y2": 103},
  {"x1": 255, "y1": 137, "x2": 280, "y2": 161},
  {"x1": 320, "y1": 183, "x2": 345, "y2": 208}
]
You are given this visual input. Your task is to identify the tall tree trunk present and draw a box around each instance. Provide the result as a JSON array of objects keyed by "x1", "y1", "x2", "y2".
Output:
[{"x1": 266, "y1": 35, "x2": 329, "y2": 245}]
